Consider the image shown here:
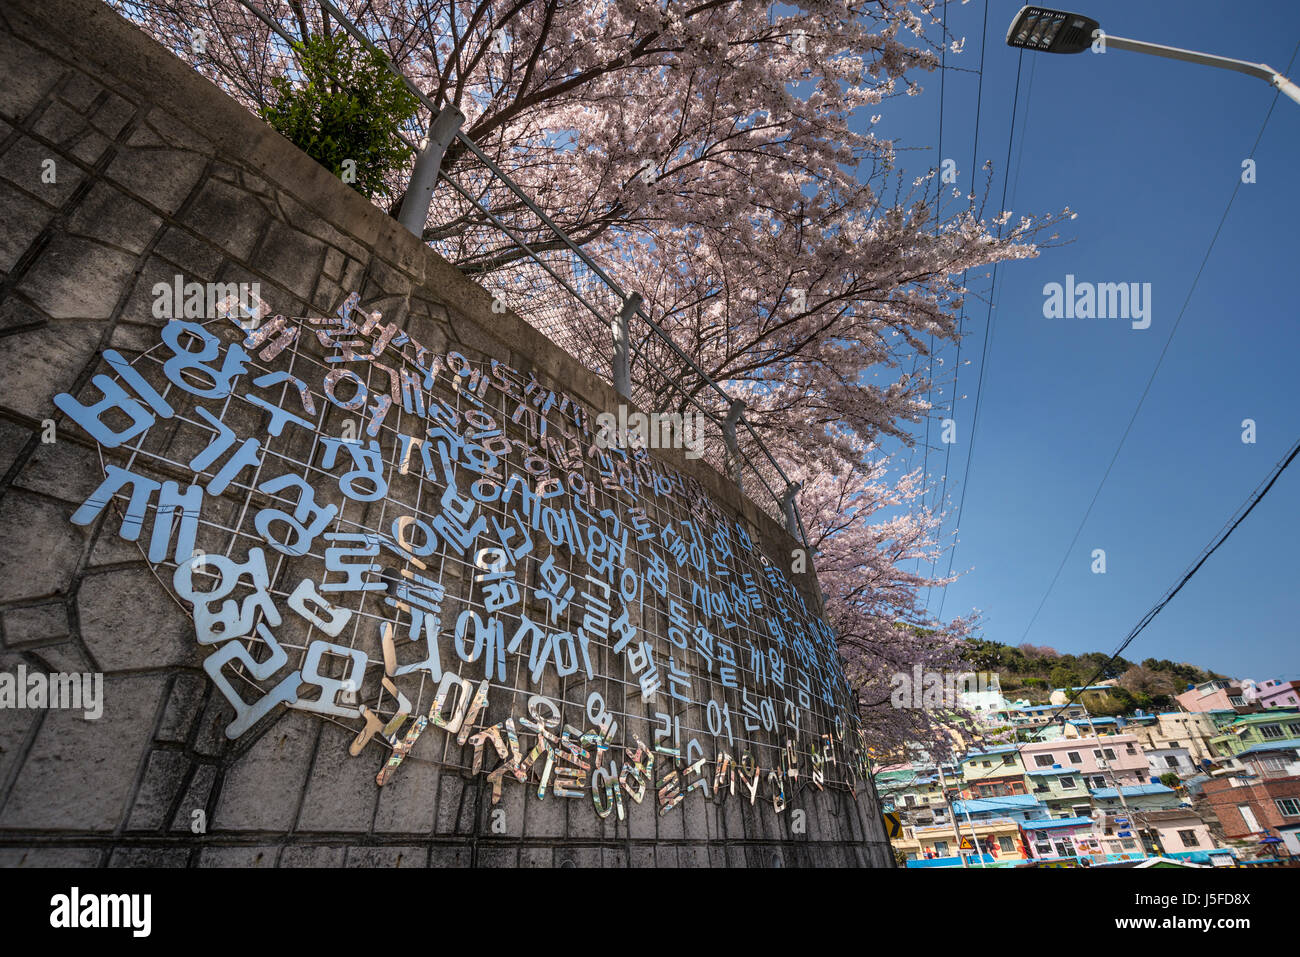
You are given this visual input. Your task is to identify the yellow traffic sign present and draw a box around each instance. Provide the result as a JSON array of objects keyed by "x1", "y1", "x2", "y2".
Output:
[{"x1": 882, "y1": 812, "x2": 902, "y2": 838}]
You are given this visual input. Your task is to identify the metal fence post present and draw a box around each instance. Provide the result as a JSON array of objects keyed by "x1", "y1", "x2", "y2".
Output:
[
  {"x1": 723, "y1": 400, "x2": 746, "y2": 490},
  {"x1": 397, "y1": 104, "x2": 465, "y2": 237},
  {"x1": 781, "y1": 481, "x2": 802, "y2": 542},
  {"x1": 612, "y1": 293, "x2": 641, "y2": 399}
]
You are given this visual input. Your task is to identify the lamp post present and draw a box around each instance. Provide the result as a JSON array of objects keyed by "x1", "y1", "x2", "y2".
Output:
[{"x1": 1005, "y1": 5, "x2": 1300, "y2": 107}]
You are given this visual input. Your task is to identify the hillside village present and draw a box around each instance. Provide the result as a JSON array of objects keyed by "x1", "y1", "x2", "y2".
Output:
[{"x1": 878, "y1": 671, "x2": 1300, "y2": 868}]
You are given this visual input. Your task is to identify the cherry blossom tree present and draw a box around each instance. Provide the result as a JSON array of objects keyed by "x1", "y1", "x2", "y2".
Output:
[{"x1": 111, "y1": 0, "x2": 1068, "y2": 752}]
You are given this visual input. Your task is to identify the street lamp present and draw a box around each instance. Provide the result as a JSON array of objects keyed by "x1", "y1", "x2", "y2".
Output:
[{"x1": 1006, "y1": 5, "x2": 1300, "y2": 106}]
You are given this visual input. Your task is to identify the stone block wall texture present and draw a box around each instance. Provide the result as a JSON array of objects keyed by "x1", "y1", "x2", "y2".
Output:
[{"x1": 0, "y1": 0, "x2": 893, "y2": 867}]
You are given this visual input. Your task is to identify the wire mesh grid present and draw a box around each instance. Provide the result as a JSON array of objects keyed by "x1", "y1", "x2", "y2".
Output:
[{"x1": 80, "y1": 305, "x2": 863, "y2": 792}]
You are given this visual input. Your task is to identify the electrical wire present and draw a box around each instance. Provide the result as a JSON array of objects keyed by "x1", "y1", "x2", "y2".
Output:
[
  {"x1": 932, "y1": 44, "x2": 1025, "y2": 618},
  {"x1": 1016, "y1": 39, "x2": 1300, "y2": 642}
]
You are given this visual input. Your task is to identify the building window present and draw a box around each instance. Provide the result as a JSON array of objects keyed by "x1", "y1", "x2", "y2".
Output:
[
  {"x1": 1067, "y1": 751, "x2": 1082, "y2": 764},
  {"x1": 1060, "y1": 776, "x2": 1076, "y2": 790},
  {"x1": 1126, "y1": 743, "x2": 1137, "y2": 755},
  {"x1": 1035, "y1": 842, "x2": 1052, "y2": 856},
  {"x1": 1177, "y1": 829, "x2": 1200, "y2": 847},
  {"x1": 1122, "y1": 839, "x2": 1137, "y2": 850},
  {"x1": 1276, "y1": 798, "x2": 1300, "y2": 817},
  {"x1": 1229, "y1": 696, "x2": 1245, "y2": 707},
  {"x1": 1164, "y1": 756, "x2": 1179, "y2": 768},
  {"x1": 1261, "y1": 756, "x2": 1288, "y2": 772},
  {"x1": 1259, "y1": 724, "x2": 1284, "y2": 740},
  {"x1": 1104, "y1": 749, "x2": 1117, "y2": 760},
  {"x1": 1034, "y1": 754, "x2": 1056, "y2": 767},
  {"x1": 1003, "y1": 754, "x2": 1016, "y2": 765},
  {"x1": 998, "y1": 836, "x2": 1015, "y2": 853}
]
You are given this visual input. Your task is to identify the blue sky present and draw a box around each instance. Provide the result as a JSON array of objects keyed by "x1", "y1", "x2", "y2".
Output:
[{"x1": 862, "y1": 1, "x2": 1299, "y2": 681}]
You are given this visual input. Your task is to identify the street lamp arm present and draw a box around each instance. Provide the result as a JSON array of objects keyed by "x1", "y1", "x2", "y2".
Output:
[{"x1": 1104, "y1": 34, "x2": 1300, "y2": 107}]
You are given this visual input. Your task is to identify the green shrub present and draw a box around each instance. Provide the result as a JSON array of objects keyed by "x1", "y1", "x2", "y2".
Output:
[{"x1": 261, "y1": 32, "x2": 419, "y2": 198}]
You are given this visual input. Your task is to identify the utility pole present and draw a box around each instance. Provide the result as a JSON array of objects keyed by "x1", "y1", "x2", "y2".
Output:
[
  {"x1": 960, "y1": 795, "x2": 990, "y2": 869},
  {"x1": 937, "y1": 763, "x2": 970, "y2": 868}
]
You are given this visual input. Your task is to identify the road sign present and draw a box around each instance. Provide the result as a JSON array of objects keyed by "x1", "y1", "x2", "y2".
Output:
[
  {"x1": 882, "y1": 812, "x2": 902, "y2": 839},
  {"x1": 960, "y1": 836, "x2": 975, "y2": 850}
]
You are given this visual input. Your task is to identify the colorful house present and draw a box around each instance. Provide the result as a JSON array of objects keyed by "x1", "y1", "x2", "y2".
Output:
[
  {"x1": 1133, "y1": 808, "x2": 1219, "y2": 863},
  {"x1": 1020, "y1": 734, "x2": 1150, "y2": 789},
  {"x1": 1146, "y1": 745, "x2": 1197, "y2": 779},
  {"x1": 959, "y1": 746, "x2": 1028, "y2": 798},
  {"x1": 1025, "y1": 767, "x2": 1095, "y2": 818},
  {"x1": 1255, "y1": 679, "x2": 1300, "y2": 710},
  {"x1": 1022, "y1": 816, "x2": 1095, "y2": 862},
  {"x1": 1219, "y1": 739, "x2": 1300, "y2": 780},
  {"x1": 1209, "y1": 711, "x2": 1300, "y2": 759},
  {"x1": 898, "y1": 817, "x2": 1030, "y2": 868},
  {"x1": 1177, "y1": 679, "x2": 1245, "y2": 713},
  {"x1": 1130, "y1": 712, "x2": 1219, "y2": 767}
]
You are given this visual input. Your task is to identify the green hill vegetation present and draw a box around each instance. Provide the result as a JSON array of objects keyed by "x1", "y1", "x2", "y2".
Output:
[{"x1": 964, "y1": 638, "x2": 1226, "y2": 716}]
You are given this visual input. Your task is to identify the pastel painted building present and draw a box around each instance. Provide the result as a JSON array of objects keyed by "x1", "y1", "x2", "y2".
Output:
[
  {"x1": 1136, "y1": 809, "x2": 1219, "y2": 863},
  {"x1": 1129, "y1": 711, "x2": 1220, "y2": 766},
  {"x1": 1176, "y1": 679, "x2": 1245, "y2": 713},
  {"x1": 1209, "y1": 711, "x2": 1300, "y2": 759},
  {"x1": 1255, "y1": 679, "x2": 1300, "y2": 710},
  {"x1": 1220, "y1": 740, "x2": 1300, "y2": 780},
  {"x1": 959, "y1": 746, "x2": 1028, "y2": 798},
  {"x1": 1146, "y1": 746, "x2": 1197, "y2": 779},
  {"x1": 1022, "y1": 816, "x2": 1095, "y2": 862},
  {"x1": 883, "y1": 774, "x2": 946, "y2": 817},
  {"x1": 1020, "y1": 734, "x2": 1150, "y2": 789},
  {"x1": 1090, "y1": 813, "x2": 1154, "y2": 862},
  {"x1": 1025, "y1": 767, "x2": 1095, "y2": 818},
  {"x1": 899, "y1": 817, "x2": 1030, "y2": 868}
]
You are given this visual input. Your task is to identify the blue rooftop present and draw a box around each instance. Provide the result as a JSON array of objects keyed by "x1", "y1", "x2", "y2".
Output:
[
  {"x1": 961, "y1": 744, "x2": 1021, "y2": 758},
  {"x1": 1090, "y1": 784, "x2": 1175, "y2": 799},
  {"x1": 1238, "y1": 738, "x2": 1300, "y2": 756},
  {"x1": 1023, "y1": 816, "x2": 1094, "y2": 830},
  {"x1": 952, "y1": 795, "x2": 1044, "y2": 815}
]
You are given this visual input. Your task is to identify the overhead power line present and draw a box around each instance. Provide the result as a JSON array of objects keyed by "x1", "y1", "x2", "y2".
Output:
[
  {"x1": 1051, "y1": 434, "x2": 1300, "y2": 718},
  {"x1": 1016, "y1": 39, "x2": 1300, "y2": 642},
  {"x1": 933, "y1": 43, "x2": 1025, "y2": 619}
]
